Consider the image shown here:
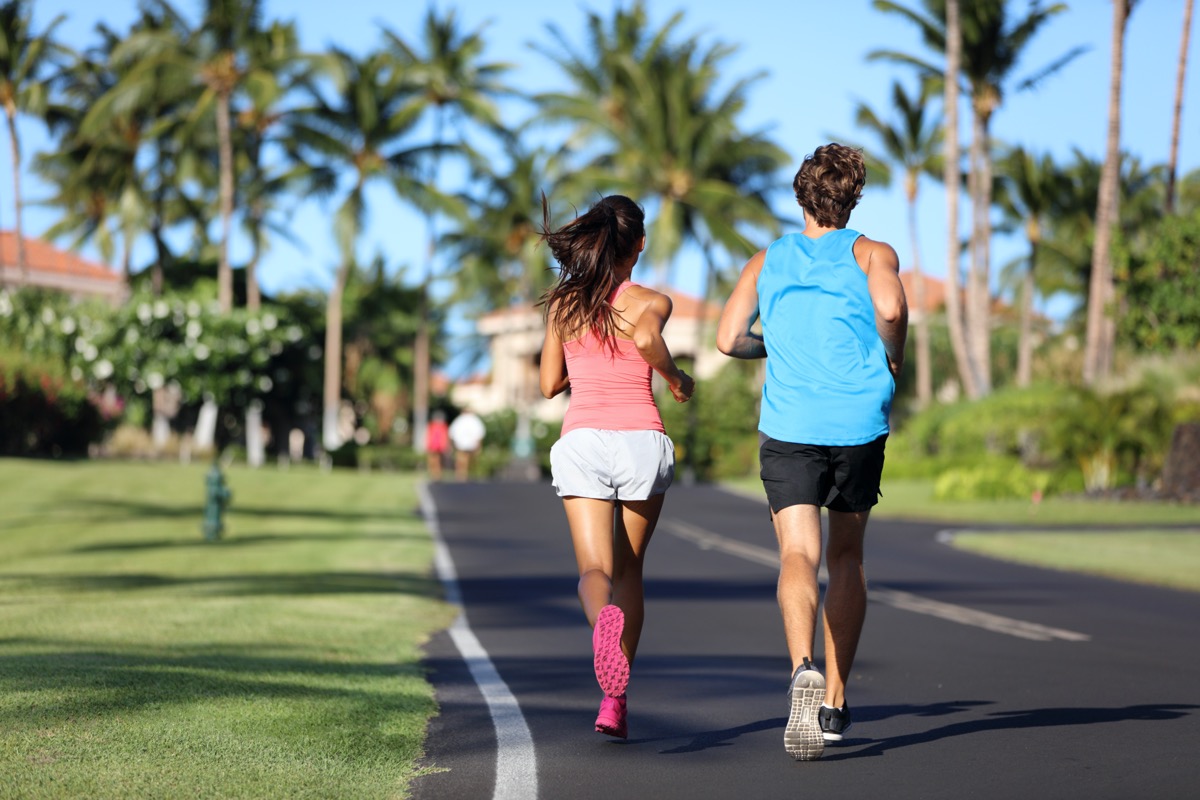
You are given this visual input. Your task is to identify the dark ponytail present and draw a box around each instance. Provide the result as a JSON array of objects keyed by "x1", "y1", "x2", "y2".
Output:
[{"x1": 539, "y1": 193, "x2": 646, "y2": 346}]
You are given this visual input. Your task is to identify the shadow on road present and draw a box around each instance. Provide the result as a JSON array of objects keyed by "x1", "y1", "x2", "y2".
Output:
[{"x1": 824, "y1": 702, "x2": 1199, "y2": 760}]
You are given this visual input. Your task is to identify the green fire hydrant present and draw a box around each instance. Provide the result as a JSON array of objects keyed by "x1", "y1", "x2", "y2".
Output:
[{"x1": 202, "y1": 462, "x2": 232, "y2": 541}]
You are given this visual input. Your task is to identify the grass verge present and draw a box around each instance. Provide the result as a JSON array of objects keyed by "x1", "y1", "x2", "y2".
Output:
[
  {"x1": 0, "y1": 458, "x2": 455, "y2": 800},
  {"x1": 951, "y1": 530, "x2": 1200, "y2": 593},
  {"x1": 721, "y1": 473, "x2": 1200, "y2": 592}
]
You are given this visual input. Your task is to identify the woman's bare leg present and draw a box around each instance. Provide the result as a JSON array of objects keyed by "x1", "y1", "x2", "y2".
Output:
[
  {"x1": 612, "y1": 493, "x2": 665, "y2": 663},
  {"x1": 563, "y1": 497, "x2": 618, "y2": 626}
]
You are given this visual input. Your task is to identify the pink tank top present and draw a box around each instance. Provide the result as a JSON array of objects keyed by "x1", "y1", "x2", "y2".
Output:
[{"x1": 560, "y1": 281, "x2": 665, "y2": 436}]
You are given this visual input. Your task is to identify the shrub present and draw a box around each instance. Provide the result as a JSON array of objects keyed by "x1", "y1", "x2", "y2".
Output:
[
  {"x1": 892, "y1": 368, "x2": 1189, "y2": 497},
  {"x1": 658, "y1": 360, "x2": 762, "y2": 481},
  {"x1": 0, "y1": 349, "x2": 108, "y2": 457},
  {"x1": 932, "y1": 459, "x2": 1057, "y2": 501}
]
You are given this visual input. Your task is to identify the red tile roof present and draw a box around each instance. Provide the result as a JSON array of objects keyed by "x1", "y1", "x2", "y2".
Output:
[
  {"x1": 0, "y1": 231, "x2": 121, "y2": 284},
  {"x1": 899, "y1": 271, "x2": 945, "y2": 314}
]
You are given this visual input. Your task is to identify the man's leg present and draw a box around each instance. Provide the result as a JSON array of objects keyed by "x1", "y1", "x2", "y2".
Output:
[
  {"x1": 775, "y1": 502, "x2": 827, "y2": 760},
  {"x1": 822, "y1": 509, "x2": 869, "y2": 709},
  {"x1": 772, "y1": 503, "x2": 823, "y2": 671}
]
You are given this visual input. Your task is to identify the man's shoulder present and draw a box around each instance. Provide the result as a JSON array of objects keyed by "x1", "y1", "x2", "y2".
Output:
[{"x1": 852, "y1": 234, "x2": 898, "y2": 268}]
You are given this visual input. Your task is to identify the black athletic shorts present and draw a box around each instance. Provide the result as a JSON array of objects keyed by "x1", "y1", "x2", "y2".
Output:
[{"x1": 759, "y1": 432, "x2": 888, "y2": 514}]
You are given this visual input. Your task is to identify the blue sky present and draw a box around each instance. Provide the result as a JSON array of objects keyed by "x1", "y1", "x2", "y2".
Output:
[{"x1": 15, "y1": 1, "x2": 1200, "y2": 360}]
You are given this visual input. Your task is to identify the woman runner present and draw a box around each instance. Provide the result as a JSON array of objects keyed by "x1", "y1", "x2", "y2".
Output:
[{"x1": 538, "y1": 193, "x2": 694, "y2": 738}]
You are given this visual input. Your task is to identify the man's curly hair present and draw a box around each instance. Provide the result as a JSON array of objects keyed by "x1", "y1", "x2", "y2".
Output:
[{"x1": 792, "y1": 144, "x2": 865, "y2": 228}]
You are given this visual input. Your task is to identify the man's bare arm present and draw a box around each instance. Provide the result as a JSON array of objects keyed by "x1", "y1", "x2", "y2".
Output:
[
  {"x1": 861, "y1": 239, "x2": 908, "y2": 378},
  {"x1": 716, "y1": 250, "x2": 767, "y2": 360}
]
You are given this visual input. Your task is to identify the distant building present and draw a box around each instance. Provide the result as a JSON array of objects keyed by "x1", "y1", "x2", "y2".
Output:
[
  {"x1": 0, "y1": 231, "x2": 126, "y2": 304},
  {"x1": 451, "y1": 288, "x2": 725, "y2": 419},
  {"x1": 899, "y1": 271, "x2": 946, "y2": 320}
]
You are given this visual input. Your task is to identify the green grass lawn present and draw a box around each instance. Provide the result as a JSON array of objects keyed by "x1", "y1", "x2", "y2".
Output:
[
  {"x1": 0, "y1": 458, "x2": 455, "y2": 800},
  {"x1": 950, "y1": 530, "x2": 1200, "y2": 593},
  {"x1": 721, "y1": 473, "x2": 1200, "y2": 592}
]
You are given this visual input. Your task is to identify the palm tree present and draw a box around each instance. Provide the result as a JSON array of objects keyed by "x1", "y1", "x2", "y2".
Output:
[
  {"x1": 442, "y1": 144, "x2": 556, "y2": 317},
  {"x1": 1166, "y1": 0, "x2": 1194, "y2": 215},
  {"x1": 384, "y1": 9, "x2": 511, "y2": 455},
  {"x1": 36, "y1": 32, "x2": 137, "y2": 280},
  {"x1": 871, "y1": 0, "x2": 1083, "y2": 396},
  {"x1": 183, "y1": 0, "x2": 282, "y2": 314},
  {"x1": 1083, "y1": 0, "x2": 1137, "y2": 387},
  {"x1": 1040, "y1": 149, "x2": 1162, "y2": 341},
  {"x1": 440, "y1": 144, "x2": 557, "y2": 475},
  {"x1": 0, "y1": 0, "x2": 67, "y2": 285},
  {"x1": 942, "y1": 0, "x2": 974, "y2": 399},
  {"x1": 853, "y1": 80, "x2": 943, "y2": 407},
  {"x1": 532, "y1": 0, "x2": 682, "y2": 156},
  {"x1": 537, "y1": 9, "x2": 787, "y2": 479},
  {"x1": 81, "y1": 2, "x2": 199, "y2": 296},
  {"x1": 995, "y1": 147, "x2": 1064, "y2": 387},
  {"x1": 288, "y1": 47, "x2": 428, "y2": 452},
  {"x1": 234, "y1": 18, "x2": 304, "y2": 310}
]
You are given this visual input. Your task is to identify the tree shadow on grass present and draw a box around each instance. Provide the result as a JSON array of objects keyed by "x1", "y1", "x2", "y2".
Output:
[
  {"x1": 0, "y1": 640, "x2": 433, "y2": 726},
  {"x1": 49, "y1": 497, "x2": 414, "y2": 523},
  {"x1": 70, "y1": 529, "x2": 425, "y2": 554},
  {"x1": 0, "y1": 570, "x2": 439, "y2": 597}
]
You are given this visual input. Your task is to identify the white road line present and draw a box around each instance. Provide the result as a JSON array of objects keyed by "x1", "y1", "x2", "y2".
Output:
[
  {"x1": 419, "y1": 484, "x2": 538, "y2": 800},
  {"x1": 661, "y1": 518, "x2": 1090, "y2": 643}
]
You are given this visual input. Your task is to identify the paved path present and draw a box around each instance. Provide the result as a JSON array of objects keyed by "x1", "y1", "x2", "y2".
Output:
[{"x1": 412, "y1": 481, "x2": 1200, "y2": 800}]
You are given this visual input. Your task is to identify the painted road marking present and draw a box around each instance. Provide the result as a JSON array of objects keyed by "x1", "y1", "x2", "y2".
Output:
[
  {"x1": 419, "y1": 484, "x2": 538, "y2": 800},
  {"x1": 661, "y1": 518, "x2": 1090, "y2": 643}
]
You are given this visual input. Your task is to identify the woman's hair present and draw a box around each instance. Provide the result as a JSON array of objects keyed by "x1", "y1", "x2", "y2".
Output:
[
  {"x1": 538, "y1": 193, "x2": 645, "y2": 344},
  {"x1": 792, "y1": 143, "x2": 866, "y2": 228}
]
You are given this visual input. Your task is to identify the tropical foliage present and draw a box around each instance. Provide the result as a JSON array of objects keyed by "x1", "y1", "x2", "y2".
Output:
[{"x1": 0, "y1": 0, "x2": 1195, "y2": 501}]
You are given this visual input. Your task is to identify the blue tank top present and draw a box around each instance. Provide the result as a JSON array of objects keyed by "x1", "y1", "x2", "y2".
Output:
[{"x1": 757, "y1": 229, "x2": 894, "y2": 446}]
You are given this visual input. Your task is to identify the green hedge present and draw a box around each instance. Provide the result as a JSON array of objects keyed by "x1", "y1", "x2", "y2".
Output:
[{"x1": 888, "y1": 371, "x2": 1199, "y2": 496}]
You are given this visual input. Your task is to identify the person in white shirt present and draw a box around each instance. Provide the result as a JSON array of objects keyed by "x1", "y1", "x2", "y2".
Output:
[{"x1": 448, "y1": 410, "x2": 486, "y2": 481}]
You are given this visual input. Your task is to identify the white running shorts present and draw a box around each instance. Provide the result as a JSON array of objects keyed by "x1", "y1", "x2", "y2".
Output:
[{"x1": 550, "y1": 428, "x2": 675, "y2": 500}]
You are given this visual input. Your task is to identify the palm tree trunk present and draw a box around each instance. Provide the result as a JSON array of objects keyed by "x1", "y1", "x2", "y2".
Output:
[
  {"x1": 152, "y1": 141, "x2": 167, "y2": 296},
  {"x1": 121, "y1": 222, "x2": 134, "y2": 285},
  {"x1": 6, "y1": 108, "x2": 28, "y2": 285},
  {"x1": 1084, "y1": 0, "x2": 1132, "y2": 386},
  {"x1": 247, "y1": 137, "x2": 264, "y2": 311},
  {"x1": 966, "y1": 106, "x2": 992, "y2": 397},
  {"x1": 152, "y1": 221, "x2": 167, "y2": 296},
  {"x1": 216, "y1": 91, "x2": 235, "y2": 314},
  {"x1": 412, "y1": 293, "x2": 430, "y2": 450},
  {"x1": 247, "y1": 241, "x2": 262, "y2": 310},
  {"x1": 1016, "y1": 236, "x2": 1038, "y2": 388},
  {"x1": 412, "y1": 108, "x2": 445, "y2": 456},
  {"x1": 906, "y1": 187, "x2": 932, "y2": 408},
  {"x1": 1166, "y1": 0, "x2": 1194, "y2": 215},
  {"x1": 942, "y1": 0, "x2": 977, "y2": 401},
  {"x1": 322, "y1": 263, "x2": 348, "y2": 452},
  {"x1": 681, "y1": 241, "x2": 719, "y2": 484}
]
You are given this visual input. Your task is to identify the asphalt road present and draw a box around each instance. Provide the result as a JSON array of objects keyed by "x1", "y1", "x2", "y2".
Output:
[{"x1": 411, "y1": 481, "x2": 1200, "y2": 800}]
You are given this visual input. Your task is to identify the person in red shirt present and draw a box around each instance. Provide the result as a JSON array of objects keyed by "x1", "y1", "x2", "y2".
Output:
[
  {"x1": 425, "y1": 410, "x2": 449, "y2": 481},
  {"x1": 538, "y1": 193, "x2": 694, "y2": 739}
]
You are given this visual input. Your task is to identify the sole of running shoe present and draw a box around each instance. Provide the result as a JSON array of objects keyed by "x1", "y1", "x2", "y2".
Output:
[
  {"x1": 784, "y1": 668, "x2": 826, "y2": 761},
  {"x1": 592, "y1": 605, "x2": 629, "y2": 697}
]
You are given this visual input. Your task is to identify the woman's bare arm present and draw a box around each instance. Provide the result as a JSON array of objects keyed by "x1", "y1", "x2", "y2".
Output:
[
  {"x1": 631, "y1": 290, "x2": 694, "y2": 403},
  {"x1": 539, "y1": 305, "x2": 570, "y2": 398}
]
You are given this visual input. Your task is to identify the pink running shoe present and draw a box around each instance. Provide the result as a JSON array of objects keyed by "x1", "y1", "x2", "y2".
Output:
[
  {"x1": 595, "y1": 694, "x2": 628, "y2": 739},
  {"x1": 592, "y1": 605, "x2": 630, "y2": 697}
]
